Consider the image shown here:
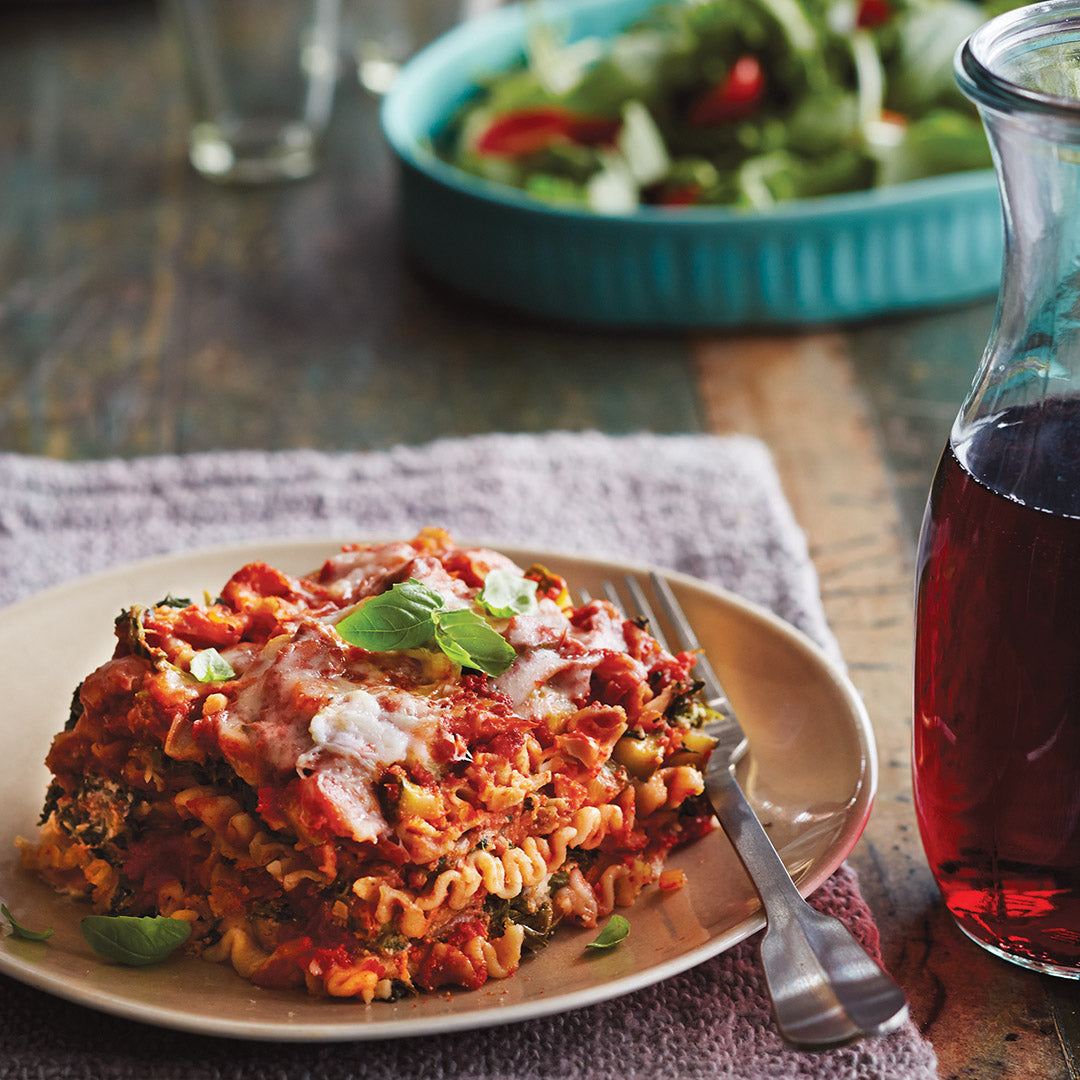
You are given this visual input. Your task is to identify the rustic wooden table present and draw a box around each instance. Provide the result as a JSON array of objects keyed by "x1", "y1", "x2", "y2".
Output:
[{"x1": 2, "y1": 3, "x2": 1079, "y2": 1076}]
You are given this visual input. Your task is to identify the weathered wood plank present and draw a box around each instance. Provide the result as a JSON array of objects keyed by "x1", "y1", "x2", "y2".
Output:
[
  {"x1": 0, "y1": 4, "x2": 704, "y2": 459},
  {"x1": 842, "y1": 304, "x2": 995, "y2": 529},
  {"x1": 4, "y1": 6, "x2": 1077, "y2": 1075},
  {"x1": 694, "y1": 331, "x2": 1068, "y2": 1080}
]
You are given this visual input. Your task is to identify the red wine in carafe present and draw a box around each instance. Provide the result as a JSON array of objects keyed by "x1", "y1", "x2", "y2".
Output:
[{"x1": 914, "y1": 396, "x2": 1080, "y2": 974}]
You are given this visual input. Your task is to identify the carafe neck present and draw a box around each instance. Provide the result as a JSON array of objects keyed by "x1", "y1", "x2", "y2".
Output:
[{"x1": 955, "y1": 4, "x2": 1080, "y2": 446}]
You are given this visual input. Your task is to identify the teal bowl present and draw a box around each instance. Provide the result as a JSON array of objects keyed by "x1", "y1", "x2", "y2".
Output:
[{"x1": 380, "y1": 0, "x2": 1003, "y2": 328}]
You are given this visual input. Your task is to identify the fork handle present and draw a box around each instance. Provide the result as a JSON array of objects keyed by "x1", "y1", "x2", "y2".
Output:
[{"x1": 708, "y1": 765, "x2": 908, "y2": 1046}]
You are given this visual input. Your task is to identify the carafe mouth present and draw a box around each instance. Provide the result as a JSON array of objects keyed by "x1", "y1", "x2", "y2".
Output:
[{"x1": 958, "y1": 0, "x2": 1080, "y2": 120}]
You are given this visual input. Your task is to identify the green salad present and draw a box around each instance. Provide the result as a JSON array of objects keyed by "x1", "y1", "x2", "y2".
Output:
[{"x1": 443, "y1": 0, "x2": 1010, "y2": 211}]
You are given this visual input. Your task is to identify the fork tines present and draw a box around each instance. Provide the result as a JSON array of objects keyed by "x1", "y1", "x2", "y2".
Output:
[
  {"x1": 600, "y1": 573, "x2": 736, "y2": 721},
  {"x1": 600, "y1": 572, "x2": 745, "y2": 764}
]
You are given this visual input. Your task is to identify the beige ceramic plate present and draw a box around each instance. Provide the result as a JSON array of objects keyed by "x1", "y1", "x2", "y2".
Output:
[{"x1": 0, "y1": 539, "x2": 875, "y2": 1041}]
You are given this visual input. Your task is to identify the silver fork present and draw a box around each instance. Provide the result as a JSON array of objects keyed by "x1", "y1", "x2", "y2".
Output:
[{"x1": 597, "y1": 572, "x2": 909, "y2": 1049}]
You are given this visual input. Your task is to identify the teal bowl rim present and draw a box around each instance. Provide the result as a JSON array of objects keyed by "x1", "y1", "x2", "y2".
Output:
[
  {"x1": 380, "y1": 0, "x2": 999, "y2": 230},
  {"x1": 379, "y1": 0, "x2": 1002, "y2": 326}
]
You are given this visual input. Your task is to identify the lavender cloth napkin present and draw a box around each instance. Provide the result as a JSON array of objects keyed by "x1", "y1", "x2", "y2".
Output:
[{"x1": 0, "y1": 433, "x2": 938, "y2": 1080}]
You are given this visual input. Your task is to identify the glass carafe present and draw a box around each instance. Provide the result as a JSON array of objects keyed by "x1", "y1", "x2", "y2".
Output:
[{"x1": 914, "y1": 0, "x2": 1080, "y2": 978}]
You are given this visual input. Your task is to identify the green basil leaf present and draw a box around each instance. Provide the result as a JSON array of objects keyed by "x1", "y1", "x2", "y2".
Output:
[
  {"x1": 585, "y1": 914, "x2": 630, "y2": 951},
  {"x1": 478, "y1": 569, "x2": 540, "y2": 617},
  {"x1": 81, "y1": 915, "x2": 192, "y2": 966},
  {"x1": 333, "y1": 580, "x2": 519, "y2": 675},
  {"x1": 2, "y1": 903, "x2": 53, "y2": 941},
  {"x1": 335, "y1": 579, "x2": 444, "y2": 651},
  {"x1": 433, "y1": 608, "x2": 518, "y2": 676},
  {"x1": 189, "y1": 648, "x2": 236, "y2": 683}
]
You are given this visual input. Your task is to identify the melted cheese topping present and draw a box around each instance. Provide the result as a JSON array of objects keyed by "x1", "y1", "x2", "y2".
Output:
[
  {"x1": 303, "y1": 688, "x2": 437, "y2": 770},
  {"x1": 214, "y1": 626, "x2": 446, "y2": 843},
  {"x1": 494, "y1": 598, "x2": 644, "y2": 721},
  {"x1": 210, "y1": 542, "x2": 650, "y2": 845},
  {"x1": 296, "y1": 688, "x2": 440, "y2": 843}
]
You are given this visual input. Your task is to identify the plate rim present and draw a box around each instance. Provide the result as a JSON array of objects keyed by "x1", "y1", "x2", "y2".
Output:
[{"x1": 0, "y1": 536, "x2": 876, "y2": 1041}]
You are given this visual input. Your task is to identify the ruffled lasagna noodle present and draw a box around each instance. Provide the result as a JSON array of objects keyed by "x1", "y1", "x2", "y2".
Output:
[{"x1": 19, "y1": 529, "x2": 718, "y2": 1000}]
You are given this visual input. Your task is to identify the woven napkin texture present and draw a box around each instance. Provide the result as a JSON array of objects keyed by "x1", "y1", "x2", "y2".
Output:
[{"x1": 0, "y1": 432, "x2": 937, "y2": 1080}]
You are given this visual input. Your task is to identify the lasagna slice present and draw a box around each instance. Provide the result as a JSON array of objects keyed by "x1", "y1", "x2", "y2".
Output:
[{"x1": 19, "y1": 529, "x2": 718, "y2": 1000}]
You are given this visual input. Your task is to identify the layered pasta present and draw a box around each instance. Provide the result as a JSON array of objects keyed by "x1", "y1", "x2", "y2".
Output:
[{"x1": 19, "y1": 529, "x2": 718, "y2": 1000}]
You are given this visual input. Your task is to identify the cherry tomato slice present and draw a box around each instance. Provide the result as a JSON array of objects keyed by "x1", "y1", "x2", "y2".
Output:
[
  {"x1": 688, "y1": 55, "x2": 765, "y2": 127},
  {"x1": 475, "y1": 107, "x2": 619, "y2": 157}
]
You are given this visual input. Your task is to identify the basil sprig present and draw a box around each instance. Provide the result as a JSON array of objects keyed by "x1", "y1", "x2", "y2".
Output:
[
  {"x1": 2, "y1": 903, "x2": 53, "y2": 941},
  {"x1": 81, "y1": 914, "x2": 192, "y2": 966},
  {"x1": 586, "y1": 914, "x2": 630, "y2": 951},
  {"x1": 477, "y1": 568, "x2": 539, "y2": 617},
  {"x1": 335, "y1": 579, "x2": 518, "y2": 676},
  {"x1": 432, "y1": 608, "x2": 516, "y2": 673},
  {"x1": 189, "y1": 647, "x2": 236, "y2": 683},
  {"x1": 337, "y1": 580, "x2": 443, "y2": 651}
]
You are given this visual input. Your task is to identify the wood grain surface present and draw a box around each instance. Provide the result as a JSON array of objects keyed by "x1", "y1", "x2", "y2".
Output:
[
  {"x1": 695, "y1": 332, "x2": 1078, "y2": 1079},
  {"x1": 3, "y1": 3, "x2": 1080, "y2": 1076}
]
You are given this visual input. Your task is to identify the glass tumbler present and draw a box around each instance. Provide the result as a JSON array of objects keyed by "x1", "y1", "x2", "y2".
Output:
[
  {"x1": 164, "y1": 0, "x2": 341, "y2": 183},
  {"x1": 914, "y1": 0, "x2": 1080, "y2": 977}
]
